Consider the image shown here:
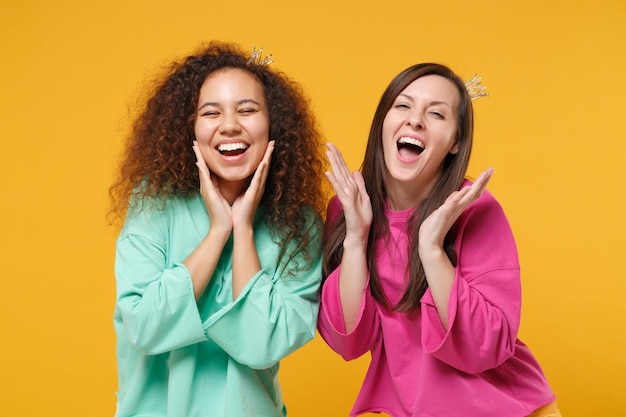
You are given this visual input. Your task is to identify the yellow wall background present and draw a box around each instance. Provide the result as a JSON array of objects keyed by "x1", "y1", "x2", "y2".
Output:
[{"x1": 1, "y1": 0, "x2": 624, "y2": 415}]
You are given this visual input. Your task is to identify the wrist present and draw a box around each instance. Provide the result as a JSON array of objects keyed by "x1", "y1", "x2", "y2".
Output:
[
  {"x1": 232, "y1": 224, "x2": 254, "y2": 241},
  {"x1": 418, "y1": 243, "x2": 447, "y2": 263},
  {"x1": 207, "y1": 224, "x2": 231, "y2": 242},
  {"x1": 343, "y1": 234, "x2": 368, "y2": 252}
]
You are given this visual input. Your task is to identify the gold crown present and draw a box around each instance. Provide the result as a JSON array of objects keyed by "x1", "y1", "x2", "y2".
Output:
[
  {"x1": 247, "y1": 46, "x2": 274, "y2": 66},
  {"x1": 464, "y1": 74, "x2": 488, "y2": 100}
]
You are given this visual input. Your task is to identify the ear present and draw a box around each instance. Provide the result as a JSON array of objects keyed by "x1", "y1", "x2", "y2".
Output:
[{"x1": 450, "y1": 142, "x2": 459, "y2": 154}]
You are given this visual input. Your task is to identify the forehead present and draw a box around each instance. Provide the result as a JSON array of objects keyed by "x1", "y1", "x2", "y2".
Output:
[
  {"x1": 199, "y1": 68, "x2": 265, "y2": 99},
  {"x1": 397, "y1": 74, "x2": 460, "y2": 106}
]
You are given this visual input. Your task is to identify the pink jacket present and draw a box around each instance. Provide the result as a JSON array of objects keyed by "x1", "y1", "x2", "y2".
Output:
[{"x1": 318, "y1": 186, "x2": 555, "y2": 417}]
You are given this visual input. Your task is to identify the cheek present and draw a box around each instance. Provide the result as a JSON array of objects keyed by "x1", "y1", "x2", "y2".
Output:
[
  {"x1": 194, "y1": 121, "x2": 216, "y2": 143},
  {"x1": 437, "y1": 125, "x2": 457, "y2": 145},
  {"x1": 381, "y1": 114, "x2": 400, "y2": 142},
  {"x1": 258, "y1": 126, "x2": 270, "y2": 141},
  {"x1": 253, "y1": 119, "x2": 270, "y2": 139},
  {"x1": 198, "y1": 143, "x2": 213, "y2": 166},
  {"x1": 193, "y1": 121, "x2": 204, "y2": 141},
  {"x1": 381, "y1": 124, "x2": 392, "y2": 144}
]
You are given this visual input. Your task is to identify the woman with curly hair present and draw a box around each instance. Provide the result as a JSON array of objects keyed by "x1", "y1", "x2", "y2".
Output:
[{"x1": 109, "y1": 41, "x2": 326, "y2": 417}]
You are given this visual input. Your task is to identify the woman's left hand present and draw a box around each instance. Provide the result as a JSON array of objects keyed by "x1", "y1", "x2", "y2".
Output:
[
  {"x1": 231, "y1": 141, "x2": 275, "y2": 229},
  {"x1": 419, "y1": 168, "x2": 494, "y2": 253},
  {"x1": 418, "y1": 168, "x2": 494, "y2": 329}
]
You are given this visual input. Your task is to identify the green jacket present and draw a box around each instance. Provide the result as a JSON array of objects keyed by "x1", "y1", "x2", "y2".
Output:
[{"x1": 114, "y1": 193, "x2": 322, "y2": 416}]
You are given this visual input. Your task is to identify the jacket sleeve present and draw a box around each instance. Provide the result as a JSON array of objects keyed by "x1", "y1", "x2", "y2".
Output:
[
  {"x1": 421, "y1": 190, "x2": 522, "y2": 374},
  {"x1": 316, "y1": 196, "x2": 381, "y2": 361},
  {"x1": 114, "y1": 205, "x2": 207, "y2": 356},
  {"x1": 317, "y1": 269, "x2": 380, "y2": 361},
  {"x1": 204, "y1": 212, "x2": 323, "y2": 370}
]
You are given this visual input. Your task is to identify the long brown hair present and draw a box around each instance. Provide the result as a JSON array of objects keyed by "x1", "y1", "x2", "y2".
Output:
[
  {"x1": 109, "y1": 41, "x2": 326, "y2": 262},
  {"x1": 323, "y1": 63, "x2": 474, "y2": 311}
]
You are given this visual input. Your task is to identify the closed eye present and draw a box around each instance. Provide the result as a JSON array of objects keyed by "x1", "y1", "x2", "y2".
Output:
[{"x1": 239, "y1": 108, "x2": 258, "y2": 114}]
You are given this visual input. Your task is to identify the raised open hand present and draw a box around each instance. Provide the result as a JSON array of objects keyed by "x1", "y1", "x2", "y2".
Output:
[
  {"x1": 419, "y1": 168, "x2": 494, "y2": 253},
  {"x1": 325, "y1": 142, "x2": 372, "y2": 243}
]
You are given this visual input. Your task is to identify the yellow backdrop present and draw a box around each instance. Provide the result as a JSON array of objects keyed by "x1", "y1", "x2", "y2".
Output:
[{"x1": 1, "y1": 0, "x2": 624, "y2": 415}]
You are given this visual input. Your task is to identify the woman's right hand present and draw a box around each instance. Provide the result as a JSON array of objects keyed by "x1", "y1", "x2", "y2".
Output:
[
  {"x1": 183, "y1": 142, "x2": 233, "y2": 300},
  {"x1": 192, "y1": 141, "x2": 233, "y2": 235},
  {"x1": 326, "y1": 142, "x2": 373, "y2": 332},
  {"x1": 325, "y1": 142, "x2": 372, "y2": 246}
]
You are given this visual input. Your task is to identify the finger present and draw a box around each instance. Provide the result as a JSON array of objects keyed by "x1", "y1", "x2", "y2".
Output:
[
  {"x1": 252, "y1": 160, "x2": 269, "y2": 193},
  {"x1": 433, "y1": 170, "x2": 493, "y2": 225},
  {"x1": 257, "y1": 141, "x2": 275, "y2": 180},
  {"x1": 326, "y1": 143, "x2": 352, "y2": 182},
  {"x1": 325, "y1": 171, "x2": 343, "y2": 195},
  {"x1": 326, "y1": 170, "x2": 357, "y2": 211},
  {"x1": 352, "y1": 170, "x2": 371, "y2": 205},
  {"x1": 247, "y1": 141, "x2": 275, "y2": 196},
  {"x1": 192, "y1": 141, "x2": 211, "y2": 179},
  {"x1": 192, "y1": 141, "x2": 205, "y2": 165},
  {"x1": 263, "y1": 140, "x2": 275, "y2": 164},
  {"x1": 473, "y1": 168, "x2": 494, "y2": 195},
  {"x1": 326, "y1": 145, "x2": 346, "y2": 179},
  {"x1": 327, "y1": 152, "x2": 360, "y2": 199},
  {"x1": 458, "y1": 168, "x2": 494, "y2": 205}
]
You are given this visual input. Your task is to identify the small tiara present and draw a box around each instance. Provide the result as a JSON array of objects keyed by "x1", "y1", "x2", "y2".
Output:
[
  {"x1": 464, "y1": 74, "x2": 489, "y2": 100},
  {"x1": 247, "y1": 46, "x2": 274, "y2": 66}
]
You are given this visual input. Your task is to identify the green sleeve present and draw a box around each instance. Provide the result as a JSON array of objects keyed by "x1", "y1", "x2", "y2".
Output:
[
  {"x1": 115, "y1": 202, "x2": 207, "y2": 355},
  {"x1": 205, "y1": 214, "x2": 322, "y2": 369}
]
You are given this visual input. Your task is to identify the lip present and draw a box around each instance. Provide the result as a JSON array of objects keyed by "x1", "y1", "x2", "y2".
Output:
[
  {"x1": 397, "y1": 135, "x2": 424, "y2": 146},
  {"x1": 395, "y1": 134, "x2": 425, "y2": 163},
  {"x1": 215, "y1": 139, "x2": 251, "y2": 161},
  {"x1": 396, "y1": 133, "x2": 424, "y2": 142},
  {"x1": 215, "y1": 139, "x2": 250, "y2": 149}
]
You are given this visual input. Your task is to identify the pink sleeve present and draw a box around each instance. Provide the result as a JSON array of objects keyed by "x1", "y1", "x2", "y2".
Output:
[
  {"x1": 317, "y1": 197, "x2": 380, "y2": 361},
  {"x1": 421, "y1": 190, "x2": 521, "y2": 374},
  {"x1": 317, "y1": 269, "x2": 380, "y2": 360}
]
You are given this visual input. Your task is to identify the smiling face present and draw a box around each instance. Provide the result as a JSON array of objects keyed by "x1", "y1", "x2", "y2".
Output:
[
  {"x1": 194, "y1": 67, "x2": 270, "y2": 198},
  {"x1": 381, "y1": 74, "x2": 460, "y2": 208}
]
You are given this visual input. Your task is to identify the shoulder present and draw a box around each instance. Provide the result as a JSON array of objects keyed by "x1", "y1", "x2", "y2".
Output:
[
  {"x1": 122, "y1": 192, "x2": 200, "y2": 235},
  {"x1": 300, "y1": 203, "x2": 324, "y2": 221},
  {"x1": 299, "y1": 204, "x2": 324, "y2": 238},
  {"x1": 455, "y1": 181, "x2": 520, "y2": 269}
]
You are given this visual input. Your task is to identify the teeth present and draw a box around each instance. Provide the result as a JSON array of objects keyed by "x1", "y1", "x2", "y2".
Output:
[
  {"x1": 218, "y1": 142, "x2": 248, "y2": 152},
  {"x1": 398, "y1": 136, "x2": 424, "y2": 149}
]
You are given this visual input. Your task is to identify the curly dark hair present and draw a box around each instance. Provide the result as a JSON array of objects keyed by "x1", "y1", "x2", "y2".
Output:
[{"x1": 109, "y1": 41, "x2": 326, "y2": 260}]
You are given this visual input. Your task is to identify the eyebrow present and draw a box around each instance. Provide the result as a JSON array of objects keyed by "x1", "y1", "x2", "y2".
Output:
[
  {"x1": 198, "y1": 99, "x2": 261, "y2": 111},
  {"x1": 396, "y1": 93, "x2": 451, "y2": 108}
]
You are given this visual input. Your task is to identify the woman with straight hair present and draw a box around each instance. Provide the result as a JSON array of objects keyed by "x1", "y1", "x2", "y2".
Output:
[{"x1": 318, "y1": 63, "x2": 559, "y2": 417}]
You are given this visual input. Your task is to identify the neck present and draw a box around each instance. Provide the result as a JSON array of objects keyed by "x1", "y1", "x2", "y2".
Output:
[
  {"x1": 386, "y1": 178, "x2": 435, "y2": 211},
  {"x1": 387, "y1": 188, "x2": 422, "y2": 211}
]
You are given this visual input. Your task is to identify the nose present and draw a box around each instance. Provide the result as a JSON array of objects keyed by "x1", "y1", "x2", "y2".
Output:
[
  {"x1": 219, "y1": 112, "x2": 242, "y2": 134},
  {"x1": 407, "y1": 111, "x2": 424, "y2": 130}
]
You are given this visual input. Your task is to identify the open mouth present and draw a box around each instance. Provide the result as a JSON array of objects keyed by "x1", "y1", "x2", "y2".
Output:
[
  {"x1": 217, "y1": 142, "x2": 249, "y2": 157},
  {"x1": 397, "y1": 136, "x2": 424, "y2": 158}
]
